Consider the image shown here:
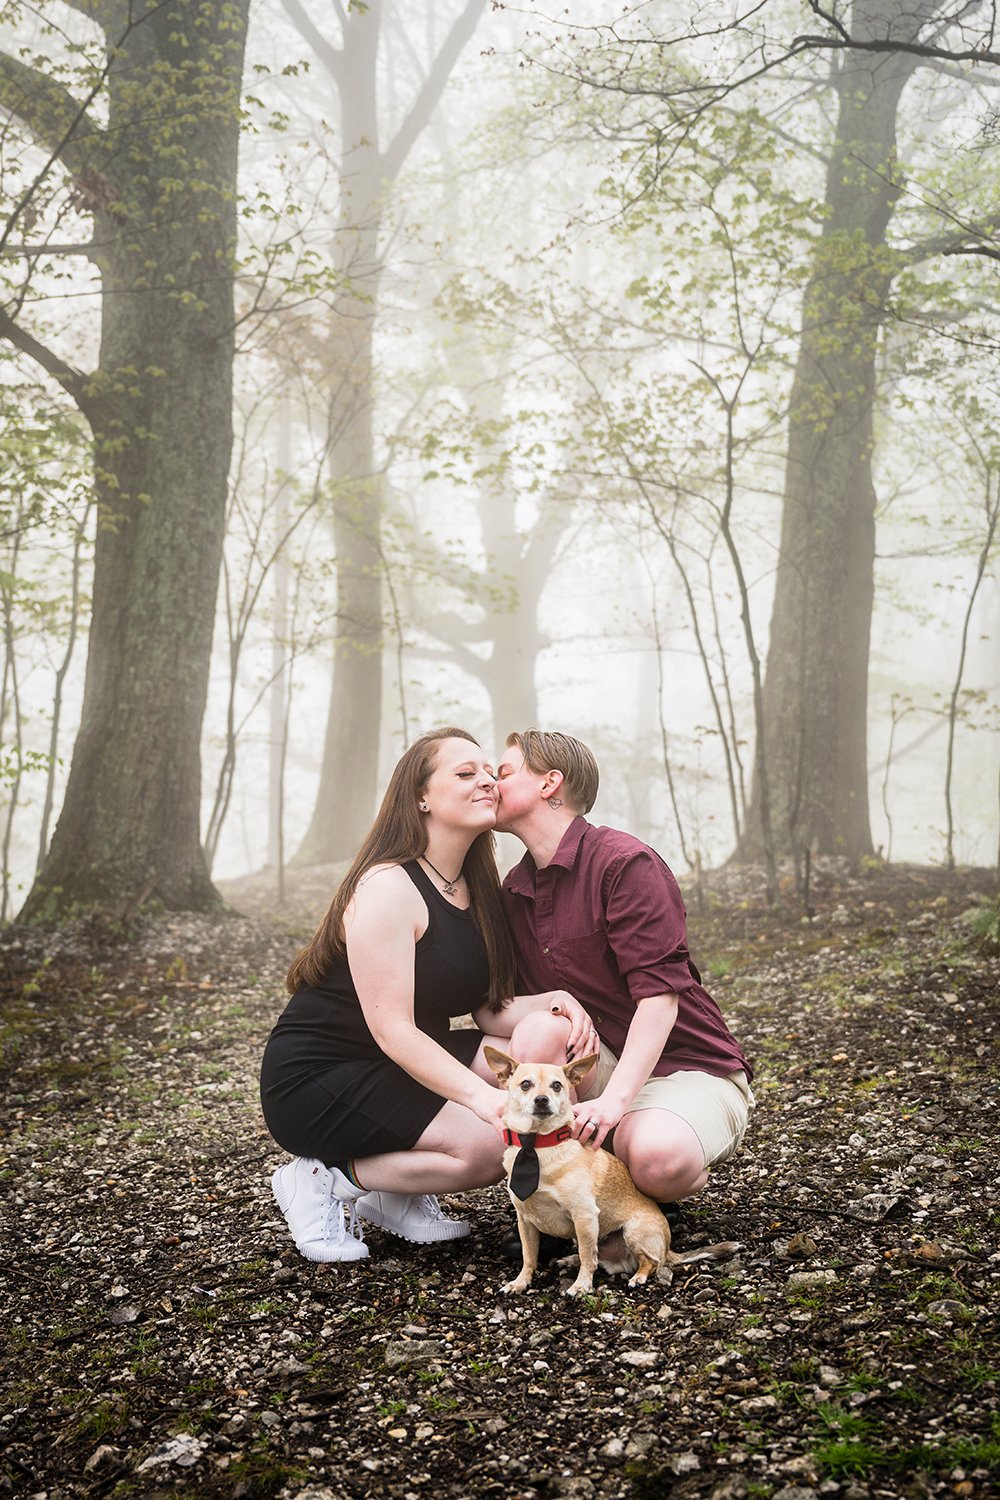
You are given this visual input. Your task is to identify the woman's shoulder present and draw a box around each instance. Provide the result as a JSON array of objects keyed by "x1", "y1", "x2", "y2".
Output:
[
  {"x1": 347, "y1": 861, "x2": 425, "y2": 923},
  {"x1": 354, "y1": 859, "x2": 409, "y2": 887},
  {"x1": 352, "y1": 861, "x2": 418, "y2": 898}
]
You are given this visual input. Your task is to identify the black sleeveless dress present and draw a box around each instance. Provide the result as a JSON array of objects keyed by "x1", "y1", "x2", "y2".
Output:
[{"x1": 259, "y1": 861, "x2": 489, "y2": 1163}]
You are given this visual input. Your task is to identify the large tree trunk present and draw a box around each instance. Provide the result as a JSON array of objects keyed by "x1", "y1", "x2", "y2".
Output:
[
  {"x1": 739, "y1": 2, "x2": 926, "y2": 865},
  {"x1": 408, "y1": 372, "x2": 563, "y2": 749},
  {"x1": 285, "y1": 0, "x2": 486, "y2": 863},
  {"x1": 20, "y1": 0, "x2": 249, "y2": 919},
  {"x1": 479, "y1": 505, "x2": 555, "y2": 741},
  {"x1": 293, "y1": 20, "x2": 384, "y2": 865}
]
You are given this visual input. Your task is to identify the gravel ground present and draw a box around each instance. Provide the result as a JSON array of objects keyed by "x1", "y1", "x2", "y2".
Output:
[{"x1": 1, "y1": 861, "x2": 997, "y2": 1500}]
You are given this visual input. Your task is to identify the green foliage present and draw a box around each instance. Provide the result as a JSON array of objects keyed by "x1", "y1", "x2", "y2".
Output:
[{"x1": 960, "y1": 896, "x2": 1000, "y2": 955}]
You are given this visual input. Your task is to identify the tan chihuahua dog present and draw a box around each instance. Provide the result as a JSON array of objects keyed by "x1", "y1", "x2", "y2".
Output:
[{"x1": 486, "y1": 1048, "x2": 740, "y2": 1298}]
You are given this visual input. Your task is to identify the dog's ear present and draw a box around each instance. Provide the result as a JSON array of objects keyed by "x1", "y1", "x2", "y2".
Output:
[
  {"x1": 483, "y1": 1046, "x2": 517, "y2": 1084},
  {"x1": 564, "y1": 1053, "x2": 599, "y2": 1089}
]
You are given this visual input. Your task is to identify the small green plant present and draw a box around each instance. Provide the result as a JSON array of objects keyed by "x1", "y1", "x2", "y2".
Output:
[
  {"x1": 20, "y1": 963, "x2": 50, "y2": 999},
  {"x1": 189, "y1": 1303, "x2": 220, "y2": 1328},
  {"x1": 424, "y1": 1393, "x2": 458, "y2": 1412},
  {"x1": 814, "y1": 1438, "x2": 882, "y2": 1477},
  {"x1": 235, "y1": 1257, "x2": 269, "y2": 1277},
  {"x1": 377, "y1": 1399, "x2": 406, "y2": 1418},
  {"x1": 76, "y1": 1397, "x2": 129, "y2": 1441},
  {"x1": 224, "y1": 1448, "x2": 309, "y2": 1497},
  {"x1": 815, "y1": 1405, "x2": 872, "y2": 1440},
  {"x1": 960, "y1": 895, "x2": 1000, "y2": 954}
]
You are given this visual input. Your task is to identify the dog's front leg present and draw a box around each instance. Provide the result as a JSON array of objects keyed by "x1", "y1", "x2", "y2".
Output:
[
  {"x1": 502, "y1": 1213, "x2": 540, "y2": 1294},
  {"x1": 565, "y1": 1208, "x2": 600, "y2": 1297}
]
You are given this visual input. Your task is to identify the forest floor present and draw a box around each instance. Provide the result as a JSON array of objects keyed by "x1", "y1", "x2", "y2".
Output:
[{"x1": 1, "y1": 858, "x2": 998, "y2": 1500}]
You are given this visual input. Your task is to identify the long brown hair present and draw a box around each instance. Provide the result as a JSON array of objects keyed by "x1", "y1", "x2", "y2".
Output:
[{"x1": 287, "y1": 728, "x2": 516, "y2": 1010}]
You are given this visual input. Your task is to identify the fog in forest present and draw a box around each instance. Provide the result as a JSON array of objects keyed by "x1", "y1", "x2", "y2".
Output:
[{"x1": 1, "y1": 0, "x2": 998, "y2": 921}]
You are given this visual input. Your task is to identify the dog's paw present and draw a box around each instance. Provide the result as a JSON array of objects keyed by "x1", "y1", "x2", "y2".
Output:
[
  {"x1": 564, "y1": 1279, "x2": 594, "y2": 1298},
  {"x1": 502, "y1": 1276, "x2": 532, "y2": 1295}
]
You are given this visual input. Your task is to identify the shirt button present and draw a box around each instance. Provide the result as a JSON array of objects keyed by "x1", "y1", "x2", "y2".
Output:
[{"x1": 543, "y1": 947, "x2": 549, "y2": 954}]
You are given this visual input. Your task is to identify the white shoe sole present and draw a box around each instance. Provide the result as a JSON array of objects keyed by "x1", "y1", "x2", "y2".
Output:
[
  {"x1": 356, "y1": 1199, "x2": 471, "y2": 1244},
  {"x1": 292, "y1": 1236, "x2": 369, "y2": 1263}
]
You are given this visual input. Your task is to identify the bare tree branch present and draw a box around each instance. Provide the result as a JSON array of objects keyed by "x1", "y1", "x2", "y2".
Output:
[
  {"x1": 382, "y1": 0, "x2": 486, "y2": 181},
  {"x1": 0, "y1": 307, "x2": 98, "y2": 421},
  {"x1": 901, "y1": 215, "x2": 1000, "y2": 263},
  {"x1": 942, "y1": 242, "x2": 1000, "y2": 260},
  {"x1": 3, "y1": 242, "x2": 95, "y2": 257},
  {"x1": 791, "y1": 25, "x2": 1000, "y2": 67},
  {"x1": 280, "y1": 0, "x2": 344, "y2": 84},
  {"x1": 0, "y1": 49, "x2": 104, "y2": 172}
]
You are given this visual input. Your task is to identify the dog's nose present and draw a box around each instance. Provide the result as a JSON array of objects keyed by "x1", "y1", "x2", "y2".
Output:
[{"x1": 534, "y1": 1095, "x2": 551, "y2": 1113}]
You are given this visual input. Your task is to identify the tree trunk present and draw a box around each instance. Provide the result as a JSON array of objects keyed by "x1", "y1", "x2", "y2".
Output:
[
  {"x1": 285, "y1": 0, "x2": 486, "y2": 862},
  {"x1": 739, "y1": 2, "x2": 925, "y2": 865},
  {"x1": 292, "y1": 26, "x2": 384, "y2": 864},
  {"x1": 478, "y1": 483, "x2": 554, "y2": 742},
  {"x1": 20, "y1": 0, "x2": 249, "y2": 919}
]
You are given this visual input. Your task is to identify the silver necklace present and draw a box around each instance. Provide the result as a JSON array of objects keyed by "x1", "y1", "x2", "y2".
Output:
[{"x1": 421, "y1": 855, "x2": 463, "y2": 896}]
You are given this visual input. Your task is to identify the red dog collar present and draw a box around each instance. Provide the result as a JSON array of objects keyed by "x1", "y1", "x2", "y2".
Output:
[{"x1": 503, "y1": 1125, "x2": 573, "y2": 1149}]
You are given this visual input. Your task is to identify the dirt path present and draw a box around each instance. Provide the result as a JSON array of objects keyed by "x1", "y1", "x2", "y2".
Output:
[{"x1": 1, "y1": 863, "x2": 997, "y2": 1499}]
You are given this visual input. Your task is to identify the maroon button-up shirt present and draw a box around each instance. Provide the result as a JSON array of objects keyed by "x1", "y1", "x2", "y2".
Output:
[{"x1": 502, "y1": 818, "x2": 751, "y2": 1081}]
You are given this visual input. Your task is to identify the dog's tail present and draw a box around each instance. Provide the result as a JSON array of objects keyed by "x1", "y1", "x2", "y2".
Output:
[
  {"x1": 667, "y1": 1240, "x2": 741, "y2": 1267},
  {"x1": 656, "y1": 1239, "x2": 741, "y2": 1283}
]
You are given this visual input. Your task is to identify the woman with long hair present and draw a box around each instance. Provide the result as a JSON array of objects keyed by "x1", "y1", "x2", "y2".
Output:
[{"x1": 260, "y1": 727, "x2": 598, "y2": 1263}]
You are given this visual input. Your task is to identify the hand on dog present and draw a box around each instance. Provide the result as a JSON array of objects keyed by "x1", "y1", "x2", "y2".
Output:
[
  {"x1": 546, "y1": 991, "x2": 600, "y2": 1063},
  {"x1": 473, "y1": 1083, "x2": 509, "y2": 1135},
  {"x1": 570, "y1": 1093, "x2": 623, "y2": 1152}
]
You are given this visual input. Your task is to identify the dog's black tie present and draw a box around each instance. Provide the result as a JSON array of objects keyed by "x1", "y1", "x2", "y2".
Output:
[{"x1": 509, "y1": 1133, "x2": 539, "y2": 1200}]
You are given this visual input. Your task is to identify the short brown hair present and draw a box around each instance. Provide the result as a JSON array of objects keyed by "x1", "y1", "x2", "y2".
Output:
[{"x1": 506, "y1": 729, "x2": 599, "y2": 815}]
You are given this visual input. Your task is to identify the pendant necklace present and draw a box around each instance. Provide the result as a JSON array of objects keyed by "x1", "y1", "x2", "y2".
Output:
[{"x1": 421, "y1": 855, "x2": 463, "y2": 896}]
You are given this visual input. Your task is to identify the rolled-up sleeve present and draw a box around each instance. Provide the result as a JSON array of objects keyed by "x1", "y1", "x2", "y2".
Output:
[{"x1": 603, "y1": 850, "x2": 698, "y2": 1001}]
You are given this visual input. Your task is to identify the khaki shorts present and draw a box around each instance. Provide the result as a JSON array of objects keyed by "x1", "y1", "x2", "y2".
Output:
[{"x1": 580, "y1": 1043, "x2": 755, "y2": 1169}]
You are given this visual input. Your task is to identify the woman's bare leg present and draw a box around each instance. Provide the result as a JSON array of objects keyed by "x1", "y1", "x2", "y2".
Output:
[{"x1": 351, "y1": 1100, "x2": 504, "y2": 1194}]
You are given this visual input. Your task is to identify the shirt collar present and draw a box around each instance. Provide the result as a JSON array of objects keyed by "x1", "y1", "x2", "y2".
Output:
[{"x1": 505, "y1": 816, "x2": 589, "y2": 895}]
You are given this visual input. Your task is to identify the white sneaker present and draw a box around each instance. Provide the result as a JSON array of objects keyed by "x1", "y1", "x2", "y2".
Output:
[
  {"x1": 271, "y1": 1158, "x2": 369, "y2": 1263},
  {"x1": 356, "y1": 1190, "x2": 471, "y2": 1244}
]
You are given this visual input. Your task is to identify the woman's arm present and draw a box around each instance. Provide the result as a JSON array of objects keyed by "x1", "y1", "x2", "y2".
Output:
[
  {"x1": 471, "y1": 989, "x2": 597, "y2": 1057},
  {"x1": 344, "y1": 867, "x2": 504, "y2": 1129}
]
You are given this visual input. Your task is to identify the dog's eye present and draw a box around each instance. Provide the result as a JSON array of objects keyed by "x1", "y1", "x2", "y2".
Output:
[
  {"x1": 551, "y1": 1081, "x2": 563, "y2": 1092},
  {"x1": 519, "y1": 1080, "x2": 533, "y2": 1092}
]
